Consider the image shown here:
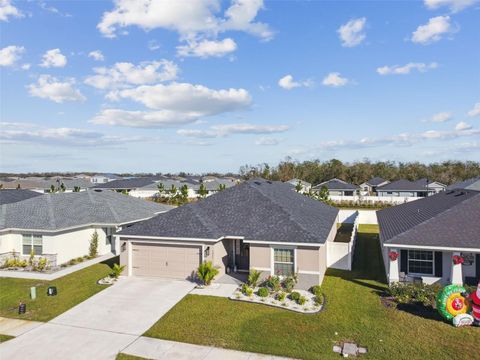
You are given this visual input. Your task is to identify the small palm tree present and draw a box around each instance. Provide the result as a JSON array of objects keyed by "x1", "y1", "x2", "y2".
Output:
[
  {"x1": 197, "y1": 183, "x2": 208, "y2": 199},
  {"x1": 197, "y1": 261, "x2": 219, "y2": 286},
  {"x1": 248, "y1": 268, "x2": 261, "y2": 287},
  {"x1": 111, "y1": 263, "x2": 126, "y2": 279}
]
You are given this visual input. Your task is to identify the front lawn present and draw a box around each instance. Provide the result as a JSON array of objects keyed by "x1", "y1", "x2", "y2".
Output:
[
  {"x1": 0, "y1": 334, "x2": 14, "y2": 343},
  {"x1": 0, "y1": 257, "x2": 117, "y2": 322},
  {"x1": 144, "y1": 231, "x2": 480, "y2": 359}
]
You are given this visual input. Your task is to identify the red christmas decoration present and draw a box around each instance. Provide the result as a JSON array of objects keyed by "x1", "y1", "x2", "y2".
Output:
[
  {"x1": 388, "y1": 251, "x2": 399, "y2": 261},
  {"x1": 452, "y1": 255, "x2": 464, "y2": 265}
]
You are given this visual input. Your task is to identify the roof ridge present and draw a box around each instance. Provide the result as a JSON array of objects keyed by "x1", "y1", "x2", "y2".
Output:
[
  {"x1": 45, "y1": 194, "x2": 56, "y2": 229},
  {"x1": 384, "y1": 191, "x2": 477, "y2": 244},
  {"x1": 102, "y1": 192, "x2": 121, "y2": 223},
  {"x1": 189, "y1": 202, "x2": 223, "y2": 237}
]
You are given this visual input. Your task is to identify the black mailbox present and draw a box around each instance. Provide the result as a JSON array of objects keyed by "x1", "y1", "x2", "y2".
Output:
[
  {"x1": 18, "y1": 302, "x2": 26, "y2": 314},
  {"x1": 47, "y1": 286, "x2": 57, "y2": 296}
]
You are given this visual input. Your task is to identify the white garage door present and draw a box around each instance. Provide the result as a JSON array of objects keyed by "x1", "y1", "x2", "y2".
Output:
[{"x1": 132, "y1": 243, "x2": 201, "y2": 279}]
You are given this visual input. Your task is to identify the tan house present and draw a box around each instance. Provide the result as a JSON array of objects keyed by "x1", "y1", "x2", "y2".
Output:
[{"x1": 117, "y1": 179, "x2": 342, "y2": 289}]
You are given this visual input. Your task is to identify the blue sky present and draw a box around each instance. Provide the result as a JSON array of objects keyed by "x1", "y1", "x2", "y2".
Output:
[{"x1": 1, "y1": 0, "x2": 479, "y2": 173}]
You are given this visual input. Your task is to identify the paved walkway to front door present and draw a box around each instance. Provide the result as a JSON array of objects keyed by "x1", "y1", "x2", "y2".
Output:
[{"x1": 0, "y1": 277, "x2": 195, "y2": 359}]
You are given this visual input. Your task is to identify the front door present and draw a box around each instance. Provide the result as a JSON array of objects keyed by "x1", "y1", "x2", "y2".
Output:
[{"x1": 235, "y1": 239, "x2": 250, "y2": 271}]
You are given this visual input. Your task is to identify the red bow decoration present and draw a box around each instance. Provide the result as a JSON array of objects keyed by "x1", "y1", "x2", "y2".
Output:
[
  {"x1": 388, "y1": 251, "x2": 399, "y2": 261},
  {"x1": 452, "y1": 255, "x2": 464, "y2": 265}
]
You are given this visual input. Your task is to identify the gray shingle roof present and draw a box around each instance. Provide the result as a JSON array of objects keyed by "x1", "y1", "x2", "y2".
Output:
[
  {"x1": 93, "y1": 178, "x2": 156, "y2": 189},
  {"x1": 0, "y1": 190, "x2": 173, "y2": 231},
  {"x1": 366, "y1": 177, "x2": 388, "y2": 186},
  {"x1": 313, "y1": 178, "x2": 359, "y2": 191},
  {"x1": 0, "y1": 190, "x2": 42, "y2": 205},
  {"x1": 377, "y1": 179, "x2": 432, "y2": 191},
  {"x1": 447, "y1": 177, "x2": 480, "y2": 191},
  {"x1": 119, "y1": 179, "x2": 339, "y2": 244},
  {"x1": 378, "y1": 190, "x2": 480, "y2": 248}
]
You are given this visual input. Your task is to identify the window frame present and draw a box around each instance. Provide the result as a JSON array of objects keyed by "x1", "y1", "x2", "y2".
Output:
[
  {"x1": 22, "y1": 234, "x2": 43, "y2": 256},
  {"x1": 407, "y1": 250, "x2": 434, "y2": 276},
  {"x1": 272, "y1": 247, "x2": 296, "y2": 277}
]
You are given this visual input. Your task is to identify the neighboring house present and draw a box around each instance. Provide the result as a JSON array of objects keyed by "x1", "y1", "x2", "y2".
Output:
[
  {"x1": 359, "y1": 177, "x2": 390, "y2": 194},
  {"x1": 412, "y1": 178, "x2": 446, "y2": 193},
  {"x1": 0, "y1": 189, "x2": 42, "y2": 205},
  {"x1": 93, "y1": 177, "x2": 157, "y2": 196},
  {"x1": 287, "y1": 178, "x2": 312, "y2": 193},
  {"x1": 378, "y1": 189, "x2": 480, "y2": 286},
  {"x1": 90, "y1": 173, "x2": 123, "y2": 184},
  {"x1": 116, "y1": 179, "x2": 340, "y2": 289},
  {"x1": 376, "y1": 179, "x2": 437, "y2": 198},
  {"x1": 0, "y1": 190, "x2": 172, "y2": 265},
  {"x1": 312, "y1": 178, "x2": 359, "y2": 196},
  {"x1": 447, "y1": 177, "x2": 480, "y2": 191},
  {"x1": 0, "y1": 178, "x2": 94, "y2": 193}
]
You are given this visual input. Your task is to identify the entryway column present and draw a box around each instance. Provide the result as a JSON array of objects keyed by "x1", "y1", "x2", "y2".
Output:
[
  {"x1": 388, "y1": 248, "x2": 400, "y2": 283},
  {"x1": 450, "y1": 252, "x2": 463, "y2": 285}
]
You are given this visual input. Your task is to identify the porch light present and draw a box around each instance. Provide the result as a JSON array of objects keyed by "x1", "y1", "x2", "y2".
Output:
[{"x1": 204, "y1": 246, "x2": 210, "y2": 257}]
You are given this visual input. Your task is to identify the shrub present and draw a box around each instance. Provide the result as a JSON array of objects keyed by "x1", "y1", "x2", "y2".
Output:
[
  {"x1": 290, "y1": 291, "x2": 301, "y2": 301},
  {"x1": 277, "y1": 291, "x2": 286, "y2": 302},
  {"x1": 265, "y1": 275, "x2": 281, "y2": 292},
  {"x1": 282, "y1": 274, "x2": 298, "y2": 293},
  {"x1": 297, "y1": 296, "x2": 307, "y2": 305},
  {"x1": 76, "y1": 257, "x2": 84, "y2": 263},
  {"x1": 257, "y1": 287, "x2": 269, "y2": 297},
  {"x1": 197, "y1": 261, "x2": 219, "y2": 286},
  {"x1": 248, "y1": 269, "x2": 261, "y2": 287},
  {"x1": 36, "y1": 257, "x2": 48, "y2": 271},
  {"x1": 88, "y1": 230, "x2": 99, "y2": 258},
  {"x1": 110, "y1": 263, "x2": 125, "y2": 279},
  {"x1": 310, "y1": 285, "x2": 322, "y2": 295},
  {"x1": 29, "y1": 248, "x2": 35, "y2": 267},
  {"x1": 388, "y1": 282, "x2": 441, "y2": 307},
  {"x1": 314, "y1": 293, "x2": 324, "y2": 306}
]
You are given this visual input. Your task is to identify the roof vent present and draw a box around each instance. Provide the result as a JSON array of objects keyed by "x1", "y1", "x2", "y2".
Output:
[
  {"x1": 454, "y1": 191, "x2": 465, "y2": 197},
  {"x1": 254, "y1": 181, "x2": 262, "y2": 185},
  {"x1": 267, "y1": 181, "x2": 272, "y2": 184},
  {"x1": 446, "y1": 190, "x2": 455, "y2": 195},
  {"x1": 94, "y1": 189, "x2": 103, "y2": 192}
]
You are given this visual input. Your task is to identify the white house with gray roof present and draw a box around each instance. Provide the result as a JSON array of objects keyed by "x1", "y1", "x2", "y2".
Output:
[
  {"x1": 116, "y1": 179, "x2": 352, "y2": 289},
  {"x1": 0, "y1": 190, "x2": 172, "y2": 266}
]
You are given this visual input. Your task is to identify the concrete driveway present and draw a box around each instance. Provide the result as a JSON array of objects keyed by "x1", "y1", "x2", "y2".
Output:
[{"x1": 0, "y1": 277, "x2": 195, "y2": 360}]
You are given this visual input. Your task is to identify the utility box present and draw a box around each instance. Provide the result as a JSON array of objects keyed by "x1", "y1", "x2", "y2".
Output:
[
  {"x1": 30, "y1": 287, "x2": 36, "y2": 300},
  {"x1": 47, "y1": 286, "x2": 57, "y2": 296},
  {"x1": 18, "y1": 302, "x2": 26, "y2": 314}
]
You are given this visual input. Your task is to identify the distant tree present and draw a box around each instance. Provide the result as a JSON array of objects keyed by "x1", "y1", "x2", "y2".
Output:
[
  {"x1": 49, "y1": 184, "x2": 56, "y2": 193},
  {"x1": 318, "y1": 186, "x2": 330, "y2": 202},
  {"x1": 157, "y1": 183, "x2": 165, "y2": 197},
  {"x1": 0, "y1": 184, "x2": 3, "y2": 189},
  {"x1": 59, "y1": 183, "x2": 66, "y2": 192},
  {"x1": 16, "y1": 183, "x2": 21, "y2": 190},
  {"x1": 217, "y1": 183, "x2": 226, "y2": 192},
  {"x1": 197, "y1": 183, "x2": 208, "y2": 199},
  {"x1": 294, "y1": 181, "x2": 303, "y2": 192},
  {"x1": 179, "y1": 184, "x2": 189, "y2": 204},
  {"x1": 73, "y1": 186, "x2": 81, "y2": 192}
]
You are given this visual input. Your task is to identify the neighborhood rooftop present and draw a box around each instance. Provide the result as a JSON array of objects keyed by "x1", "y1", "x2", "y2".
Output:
[
  {"x1": 447, "y1": 177, "x2": 480, "y2": 191},
  {"x1": 313, "y1": 178, "x2": 359, "y2": 190},
  {"x1": 119, "y1": 178, "x2": 339, "y2": 244},
  {"x1": 377, "y1": 189, "x2": 480, "y2": 249},
  {"x1": 0, "y1": 189, "x2": 172, "y2": 231},
  {"x1": 0, "y1": 189, "x2": 42, "y2": 205},
  {"x1": 377, "y1": 179, "x2": 435, "y2": 191}
]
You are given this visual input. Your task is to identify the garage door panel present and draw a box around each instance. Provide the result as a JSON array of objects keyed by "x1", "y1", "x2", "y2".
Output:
[{"x1": 132, "y1": 243, "x2": 201, "y2": 279}]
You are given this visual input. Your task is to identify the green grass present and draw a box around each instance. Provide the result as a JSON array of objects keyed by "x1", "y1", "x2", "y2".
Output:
[
  {"x1": 144, "y1": 231, "x2": 480, "y2": 359},
  {"x1": 0, "y1": 257, "x2": 117, "y2": 322},
  {"x1": 357, "y1": 223, "x2": 379, "y2": 233},
  {"x1": 0, "y1": 334, "x2": 14, "y2": 343},
  {"x1": 116, "y1": 354, "x2": 149, "y2": 360}
]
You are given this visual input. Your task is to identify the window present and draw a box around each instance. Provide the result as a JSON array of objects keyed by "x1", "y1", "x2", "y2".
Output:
[
  {"x1": 22, "y1": 234, "x2": 43, "y2": 255},
  {"x1": 408, "y1": 250, "x2": 433, "y2": 275},
  {"x1": 274, "y1": 248, "x2": 294, "y2": 276}
]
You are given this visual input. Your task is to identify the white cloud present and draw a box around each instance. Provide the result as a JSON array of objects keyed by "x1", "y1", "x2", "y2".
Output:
[
  {"x1": 467, "y1": 102, "x2": 480, "y2": 117},
  {"x1": 455, "y1": 121, "x2": 472, "y2": 130},
  {"x1": 377, "y1": 62, "x2": 438, "y2": 75},
  {"x1": 278, "y1": 74, "x2": 313, "y2": 90},
  {"x1": 431, "y1": 111, "x2": 452, "y2": 122},
  {"x1": 411, "y1": 16, "x2": 453, "y2": 44},
  {"x1": 85, "y1": 60, "x2": 178, "y2": 90},
  {"x1": 177, "y1": 38, "x2": 237, "y2": 58},
  {"x1": 90, "y1": 109, "x2": 198, "y2": 128},
  {"x1": 88, "y1": 50, "x2": 105, "y2": 61},
  {"x1": 113, "y1": 82, "x2": 251, "y2": 113},
  {"x1": 178, "y1": 123, "x2": 289, "y2": 138},
  {"x1": 221, "y1": 0, "x2": 273, "y2": 40},
  {"x1": 337, "y1": 17, "x2": 366, "y2": 47},
  {"x1": 0, "y1": 124, "x2": 142, "y2": 147},
  {"x1": 40, "y1": 48, "x2": 67, "y2": 68},
  {"x1": 322, "y1": 72, "x2": 349, "y2": 87},
  {"x1": 424, "y1": 0, "x2": 477, "y2": 12},
  {"x1": 255, "y1": 136, "x2": 280, "y2": 145},
  {"x1": 0, "y1": 0, "x2": 23, "y2": 21},
  {"x1": 38, "y1": 1, "x2": 72, "y2": 17},
  {"x1": 0, "y1": 45, "x2": 24, "y2": 66},
  {"x1": 27, "y1": 75, "x2": 86, "y2": 103}
]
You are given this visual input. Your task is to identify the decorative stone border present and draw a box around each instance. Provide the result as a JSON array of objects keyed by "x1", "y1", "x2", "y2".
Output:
[
  {"x1": 228, "y1": 288, "x2": 324, "y2": 314},
  {"x1": 97, "y1": 276, "x2": 117, "y2": 285}
]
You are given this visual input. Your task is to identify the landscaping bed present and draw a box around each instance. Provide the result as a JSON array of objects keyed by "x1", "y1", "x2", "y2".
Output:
[{"x1": 0, "y1": 257, "x2": 118, "y2": 321}]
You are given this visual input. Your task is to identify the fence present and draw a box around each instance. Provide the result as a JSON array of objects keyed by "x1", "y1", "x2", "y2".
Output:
[
  {"x1": 338, "y1": 209, "x2": 378, "y2": 224},
  {"x1": 330, "y1": 195, "x2": 421, "y2": 205},
  {"x1": 327, "y1": 212, "x2": 359, "y2": 271}
]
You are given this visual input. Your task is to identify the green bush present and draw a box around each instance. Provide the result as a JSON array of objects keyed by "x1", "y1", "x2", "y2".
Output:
[
  {"x1": 310, "y1": 285, "x2": 322, "y2": 295},
  {"x1": 314, "y1": 293, "x2": 324, "y2": 306},
  {"x1": 290, "y1": 291, "x2": 301, "y2": 301},
  {"x1": 197, "y1": 261, "x2": 219, "y2": 286},
  {"x1": 241, "y1": 284, "x2": 254, "y2": 297},
  {"x1": 257, "y1": 287, "x2": 269, "y2": 297},
  {"x1": 282, "y1": 274, "x2": 298, "y2": 293},
  {"x1": 89, "y1": 231, "x2": 99, "y2": 258},
  {"x1": 277, "y1": 291, "x2": 286, "y2": 302},
  {"x1": 388, "y1": 282, "x2": 441, "y2": 307},
  {"x1": 297, "y1": 296, "x2": 307, "y2": 305},
  {"x1": 110, "y1": 263, "x2": 125, "y2": 279},
  {"x1": 36, "y1": 257, "x2": 48, "y2": 271},
  {"x1": 264, "y1": 275, "x2": 281, "y2": 292},
  {"x1": 248, "y1": 269, "x2": 261, "y2": 287}
]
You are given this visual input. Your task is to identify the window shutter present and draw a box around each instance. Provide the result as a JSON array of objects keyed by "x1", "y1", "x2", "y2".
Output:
[
  {"x1": 400, "y1": 250, "x2": 408, "y2": 273},
  {"x1": 476, "y1": 254, "x2": 480, "y2": 280},
  {"x1": 434, "y1": 252, "x2": 443, "y2": 277}
]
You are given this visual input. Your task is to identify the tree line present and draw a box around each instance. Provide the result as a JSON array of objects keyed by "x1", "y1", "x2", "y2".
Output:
[{"x1": 239, "y1": 159, "x2": 480, "y2": 186}]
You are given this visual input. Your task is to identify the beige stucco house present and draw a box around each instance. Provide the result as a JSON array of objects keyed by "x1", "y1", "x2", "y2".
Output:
[{"x1": 117, "y1": 179, "x2": 342, "y2": 289}]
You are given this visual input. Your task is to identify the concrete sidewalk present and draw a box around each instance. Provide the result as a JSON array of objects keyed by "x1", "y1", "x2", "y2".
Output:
[
  {"x1": 0, "y1": 317, "x2": 42, "y2": 337},
  {"x1": 0, "y1": 253, "x2": 116, "y2": 281},
  {"x1": 122, "y1": 337, "x2": 294, "y2": 360}
]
